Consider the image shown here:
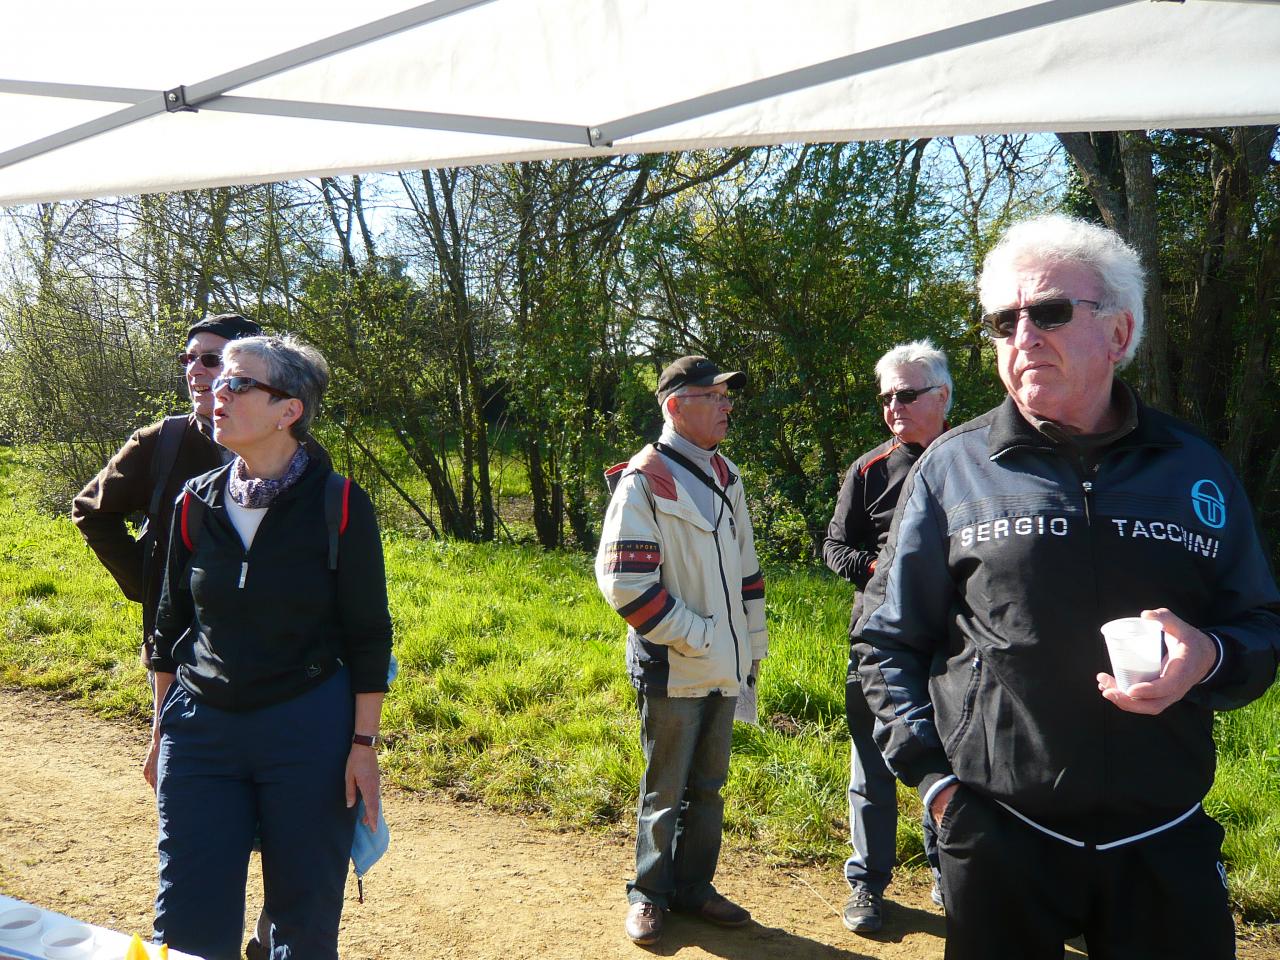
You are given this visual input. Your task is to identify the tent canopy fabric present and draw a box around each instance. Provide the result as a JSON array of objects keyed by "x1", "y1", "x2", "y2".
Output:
[{"x1": 2, "y1": 0, "x2": 1278, "y2": 206}]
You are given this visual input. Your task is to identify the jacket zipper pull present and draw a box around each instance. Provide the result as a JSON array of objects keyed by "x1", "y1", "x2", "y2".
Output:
[
  {"x1": 238, "y1": 561, "x2": 248, "y2": 589},
  {"x1": 1081, "y1": 480, "x2": 1094, "y2": 525}
]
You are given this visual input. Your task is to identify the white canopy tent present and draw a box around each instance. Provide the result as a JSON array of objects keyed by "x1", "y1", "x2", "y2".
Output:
[{"x1": 2, "y1": 0, "x2": 1278, "y2": 207}]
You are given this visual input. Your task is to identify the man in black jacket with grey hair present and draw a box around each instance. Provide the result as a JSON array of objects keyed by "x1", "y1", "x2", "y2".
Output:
[
  {"x1": 854, "y1": 215, "x2": 1280, "y2": 959},
  {"x1": 824, "y1": 337, "x2": 951, "y2": 933}
]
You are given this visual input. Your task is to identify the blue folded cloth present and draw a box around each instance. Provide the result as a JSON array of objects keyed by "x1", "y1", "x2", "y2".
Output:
[
  {"x1": 352, "y1": 798, "x2": 391, "y2": 878},
  {"x1": 351, "y1": 653, "x2": 397, "y2": 880}
]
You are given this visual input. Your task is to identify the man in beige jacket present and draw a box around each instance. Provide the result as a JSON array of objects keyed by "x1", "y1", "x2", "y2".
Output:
[{"x1": 597, "y1": 355, "x2": 768, "y2": 947}]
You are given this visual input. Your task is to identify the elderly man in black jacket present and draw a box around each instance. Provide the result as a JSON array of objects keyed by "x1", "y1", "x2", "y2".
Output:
[
  {"x1": 824, "y1": 338, "x2": 951, "y2": 933},
  {"x1": 855, "y1": 215, "x2": 1280, "y2": 959}
]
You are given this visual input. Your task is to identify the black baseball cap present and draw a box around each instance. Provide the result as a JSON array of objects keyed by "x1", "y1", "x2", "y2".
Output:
[
  {"x1": 656, "y1": 355, "x2": 746, "y2": 402},
  {"x1": 185, "y1": 313, "x2": 261, "y2": 342}
]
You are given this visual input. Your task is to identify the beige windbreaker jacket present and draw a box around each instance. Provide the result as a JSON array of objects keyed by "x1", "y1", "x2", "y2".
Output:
[{"x1": 595, "y1": 444, "x2": 767, "y2": 698}]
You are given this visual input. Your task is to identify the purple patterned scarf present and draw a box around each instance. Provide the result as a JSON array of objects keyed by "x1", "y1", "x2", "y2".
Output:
[{"x1": 227, "y1": 445, "x2": 310, "y2": 508}]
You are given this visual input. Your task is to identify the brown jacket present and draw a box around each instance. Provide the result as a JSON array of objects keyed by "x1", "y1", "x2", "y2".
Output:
[{"x1": 71, "y1": 414, "x2": 224, "y2": 659}]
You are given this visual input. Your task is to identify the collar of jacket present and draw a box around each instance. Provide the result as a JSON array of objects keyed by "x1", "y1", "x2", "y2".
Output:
[
  {"x1": 627, "y1": 443, "x2": 735, "y2": 501},
  {"x1": 183, "y1": 436, "x2": 333, "y2": 508},
  {"x1": 987, "y1": 382, "x2": 1179, "y2": 461}
]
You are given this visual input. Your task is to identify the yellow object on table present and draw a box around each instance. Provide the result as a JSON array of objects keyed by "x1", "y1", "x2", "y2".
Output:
[{"x1": 120, "y1": 934, "x2": 169, "y2": 959}]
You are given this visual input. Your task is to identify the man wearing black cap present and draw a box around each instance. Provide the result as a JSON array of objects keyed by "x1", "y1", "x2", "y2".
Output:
[
  {"x1": 73, "y1": 313, "x2": 261, "y2": 680},
  {"x1": 596, "y1": 355, "x2": 768, "y2": 946},
  {"x1": 72, "y1": 313, "x2": 282, "y2": 959}
]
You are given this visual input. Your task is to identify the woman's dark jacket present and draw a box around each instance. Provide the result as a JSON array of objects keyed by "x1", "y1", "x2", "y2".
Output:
[{"x1": 152, "y1": 456, "x2": 393, "y2": 712}]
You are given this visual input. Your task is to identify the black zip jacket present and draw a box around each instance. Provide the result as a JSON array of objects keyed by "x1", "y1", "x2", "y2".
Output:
[
  {"x1": 824, "y1": 436, "x2": 924, "y2": 631},
  {"x1": 854, "y1": 393, "x2": 1280, "y2": 842},
  {"x1": 152, "y1": 456, "x2": 393, "y2": 711}
]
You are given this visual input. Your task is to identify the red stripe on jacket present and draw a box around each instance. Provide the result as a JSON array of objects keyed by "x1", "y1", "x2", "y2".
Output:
[{"x1": 623, "y1": 587, "x2": 672, "y2": 630}]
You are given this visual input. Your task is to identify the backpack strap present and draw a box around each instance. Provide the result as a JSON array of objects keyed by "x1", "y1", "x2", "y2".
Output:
[
  {"x1": 148, "y1": 416, "x2": 189, "y2": 522},
  {"x1": 179, "y1": 489, "x2": 205, "y2": 554},
  {"x1": 324, "y1": 472, "x2": 351, "y2": 571}
]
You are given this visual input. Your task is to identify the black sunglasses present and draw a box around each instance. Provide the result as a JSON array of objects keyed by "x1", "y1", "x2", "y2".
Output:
[
  {"x1": 982, "y1": 298, "x2": 1101, "y2": 338},
  {"x1": 878, "y1": 385, "x2": 941, "y2": 407},
  {"x1": 212, "y1": 375, "x2": 294, "y2": 400},
  {"x1": 178, "y1": 350, "x2": 222, "y2": 369}
]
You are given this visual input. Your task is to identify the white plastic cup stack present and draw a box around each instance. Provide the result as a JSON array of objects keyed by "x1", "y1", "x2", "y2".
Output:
[
  {"x1": 0, "y1": 905, "x2": 43, "y2": 943},
  {"x1": 39, "y1": 922, "x2": 95, "y2": 960},
  {"x1": 1100, "y1": 617, "x2": 1165, "y2": 692}
]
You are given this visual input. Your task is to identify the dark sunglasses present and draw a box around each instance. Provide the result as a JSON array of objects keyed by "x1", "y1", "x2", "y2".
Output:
[
  {"x1": 878, "y1": 385, "x2": 941, "y2": 407},
  {"x1": 177, "y1": 350, "x2": 222, "y2": 369},
  {"x1": 982, "y1": 298, "x2": 1101, "y2": 338},
  {"x1": 212, "y1": 375, "x2": 294, "y2": 400}
]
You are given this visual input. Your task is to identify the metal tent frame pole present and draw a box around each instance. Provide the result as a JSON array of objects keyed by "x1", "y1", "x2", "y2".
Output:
[
  {"x1": 1, "y1": 0, "x2": 1255, "y2": 174},
  {"x1": 0, "y1": 0, "x2": 500, "y2": 169}
]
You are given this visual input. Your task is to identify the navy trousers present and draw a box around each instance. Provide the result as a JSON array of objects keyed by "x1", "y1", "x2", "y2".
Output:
[
  {"x1": 154, "y1": 669, "x2": 357, "y2": 960},
  {"x1": 846, "y1": 667, "x2": 941, "y2": 895}
]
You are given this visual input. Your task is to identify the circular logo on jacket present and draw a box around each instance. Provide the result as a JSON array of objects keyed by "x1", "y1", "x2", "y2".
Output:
[{"x1": 1191, "y1": 479, "x2": 1226, "y2": 530}]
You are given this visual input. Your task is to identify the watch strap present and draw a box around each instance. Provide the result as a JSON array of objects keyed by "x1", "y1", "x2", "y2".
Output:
[{"x1": 352, "y1": 733, "x2": 380, "y2": 748}]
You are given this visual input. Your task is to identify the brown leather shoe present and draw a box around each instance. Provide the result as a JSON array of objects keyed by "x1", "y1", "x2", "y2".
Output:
[
  {"x1": 625, "y1": 901, "x2": 663, "y2": 945},
  {"x1": 694, "y1": 893, "x2": 751, "y2": 927}
]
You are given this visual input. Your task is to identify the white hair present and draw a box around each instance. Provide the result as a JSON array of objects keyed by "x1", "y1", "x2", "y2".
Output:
[
  {"x1": 978, "y1": 214, "x2": 1147, "y2": 367},
  {"x1": 874, "y1": 338, "x2": 954, "y2": 414}
]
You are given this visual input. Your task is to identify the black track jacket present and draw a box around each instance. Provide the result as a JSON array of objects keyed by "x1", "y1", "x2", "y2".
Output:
[
  {"x1": 152, "y1": 457, "x2": 393, "y2": 711},
  {"x1": 854, "y1": 392, "x2": 1280, "y2": 842},
  {"x1": 824, "y1": 436, "x2": 925, "y2": 631}
]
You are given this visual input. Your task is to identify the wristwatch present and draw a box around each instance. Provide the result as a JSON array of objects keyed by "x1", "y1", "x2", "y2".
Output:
[{"x1": 352, "y1": 733, "x2": 380, "y2": 748}]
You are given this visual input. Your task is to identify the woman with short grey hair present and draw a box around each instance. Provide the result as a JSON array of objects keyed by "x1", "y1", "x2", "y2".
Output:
[
  {"x1": 148, "y1": 335, "x2": 391, "y2": 960},
  {"x1": 220, "y1": 334, "x2": 330, "y2": 439},
  {"x1": 874, "y1": 338, "x2": 953, "y2": 415}
]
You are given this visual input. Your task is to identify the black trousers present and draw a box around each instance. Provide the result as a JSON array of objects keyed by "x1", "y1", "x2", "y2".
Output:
[{"x1": 936, "y1": 786, "x2": 1235, "y2": 960}]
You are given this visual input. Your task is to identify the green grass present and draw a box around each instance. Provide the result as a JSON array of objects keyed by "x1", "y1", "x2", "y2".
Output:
[{"x1": 2, "y1": 445, "x2": 1280, "y2": 919}]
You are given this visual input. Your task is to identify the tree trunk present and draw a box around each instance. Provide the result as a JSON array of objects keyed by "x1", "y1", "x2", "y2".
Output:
[{"x1": 1117, "y1": 131, "x2": 1174, "y2": 411}]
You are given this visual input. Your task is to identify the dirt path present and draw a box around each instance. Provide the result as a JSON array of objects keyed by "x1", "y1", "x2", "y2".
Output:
[{"x1": 1, "y1": 689, "x2": 1276, "y2": 960}]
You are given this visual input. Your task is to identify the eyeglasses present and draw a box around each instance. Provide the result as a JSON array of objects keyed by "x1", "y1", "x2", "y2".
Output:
[
  {"x1": 878, "y1": 385, "x2": 941, "y2": 407},
  {"x1": 680, "y1": 392, "x2": 734, "y2": 408},
  {"x1": 982, "y1": 298, "x2": 1102, "y2": 339},
  {"x1": 212, "y1": 375, "x2": 294, "y2": 400},
  {"x1": 178, "y1": 350, "x2": 222, "y2": 369}
]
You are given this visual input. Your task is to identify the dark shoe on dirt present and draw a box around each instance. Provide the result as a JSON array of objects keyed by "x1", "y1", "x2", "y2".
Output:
[
  {"x1": 843, "y1": 883, "x2": 883, "y2": 934},
  {"x1": 693, "y1": 893, "x2": 751, "y2": 927},
  {"x1": 625, "y1": 901, "x2": 663, "y2": 945}
]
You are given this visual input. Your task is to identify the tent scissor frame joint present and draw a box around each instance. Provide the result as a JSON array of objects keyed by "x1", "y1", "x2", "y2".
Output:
[{"x1": 164, "y1": 86, "x2": 197, "y2": 113}]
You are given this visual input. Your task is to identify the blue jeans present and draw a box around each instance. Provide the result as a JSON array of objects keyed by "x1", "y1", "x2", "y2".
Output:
[
  {"x1": 154, "y1": 669, "x2": 357, "y2": 960},
  {"x1": 629, "y1": 691, "x2": 736, "y2": 910}
]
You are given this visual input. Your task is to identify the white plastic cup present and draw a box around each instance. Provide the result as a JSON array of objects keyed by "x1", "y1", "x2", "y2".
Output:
[
  {"x1": 0, "y1": 905, "x2": 43, "y2": 942},
  {"x1": 39, "y1": 923, "x2": 95, "y2": 960},
  {"x1": 1101, "y1": 617, "x2": 1165, "y2": 691}
]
